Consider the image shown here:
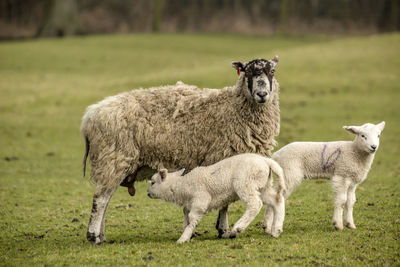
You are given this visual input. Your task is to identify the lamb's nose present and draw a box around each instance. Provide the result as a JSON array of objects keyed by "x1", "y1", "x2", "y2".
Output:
[{"x1": 371, "y1": 145, "x2": 377, "y2": 150}]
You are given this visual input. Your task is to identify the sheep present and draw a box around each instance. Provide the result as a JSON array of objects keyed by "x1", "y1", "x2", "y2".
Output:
[
  {"x1": 263, "y1": 122, "x2": 385, "y2": 234},
  {"x1": 81, "y1": 56, "x2": 281, "y2": 244},
  {"x1": 147, "y1": 153, "x2": 286, "y2": 243}
]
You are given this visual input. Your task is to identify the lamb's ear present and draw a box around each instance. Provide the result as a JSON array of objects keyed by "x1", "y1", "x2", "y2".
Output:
[
  {"x1": 343, "y1": 126, "x2": 360, "y2": 135},
  {"x1": 377, "y1": 121, "x2": 385, "y2": 131},
  {"x1": 159, "y1": 169, "x2": 168, "y2": 180},
  {"x1": 176, "y1": 168, "x2": 185, "y2": 176}
]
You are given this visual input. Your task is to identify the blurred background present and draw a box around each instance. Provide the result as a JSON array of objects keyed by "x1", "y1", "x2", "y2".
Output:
[{"x1": 0, "y1": 0, "x2": 399, "y2": 39}]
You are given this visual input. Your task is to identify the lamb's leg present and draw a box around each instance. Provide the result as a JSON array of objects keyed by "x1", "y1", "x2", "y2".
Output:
[
  {"x1": 177, "y1": 209, "x2": 204, "y2": 244},
  {"x1": 215, "y1": 206, "x2": 229, "y2": 238},
  {"x1": 262, "y1": 205, "x2": 274, "y2": 235},
  {"x1": 344, "y1": 184, "x2": 357, "y2": 229},
  {"x1": 331, "y1": 175, "x2": 350, "y2": 230},
  {"x1": 222, "y1": 197, "x2": 262, "y2": 239},
  {"x1": 87, "y1": 185, "x2": 117, "y2": 244},
  {"x1": 183, "y1": 207, "x2": 189, "y2": 230},
  {"x1": 271, "y1": 197, "x2": 285, "y2": 238}
]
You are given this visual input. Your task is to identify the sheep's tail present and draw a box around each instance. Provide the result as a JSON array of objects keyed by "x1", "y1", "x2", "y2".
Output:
[
  {"x1": 83, "y1": 136, "x2": 90, "y2": 177},
  {"x1": 266, "y1": 158, "x2": 286, "y2": 202}
]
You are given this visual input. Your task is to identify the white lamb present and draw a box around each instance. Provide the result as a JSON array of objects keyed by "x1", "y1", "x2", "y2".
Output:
[
  {"x1": 147, "y1": 153, "x2": 286, "y2": 243},
  {"x1": 263, "y1": 122, "x2": 385, "y2": 233}
]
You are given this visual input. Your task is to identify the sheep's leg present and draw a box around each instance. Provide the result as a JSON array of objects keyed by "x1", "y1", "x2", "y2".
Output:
[
  {"x1": 331, "y1": 176, "x2": 351, "y2": 230},
  {"x1": 222, "y1": 197, "x2": 262, "y2": 239},
  {"x1": 87, "y1": 185, "x2": 117, "y2": 244},
  {"x1": 271, "y1": 197, "x2": 285, "y2": 238},
  {"x1": 215, "y1": 205, "x2": 229, "y2": 238},
  {"x1": 262, "y1": 205, "x2": 274, "y2": 235},
  {"x1": 99, "y1": 198, "x2": 111, "y2": 243},
  {"x1": 344, "y1": 184, "x2": 357, "y2": 229}
]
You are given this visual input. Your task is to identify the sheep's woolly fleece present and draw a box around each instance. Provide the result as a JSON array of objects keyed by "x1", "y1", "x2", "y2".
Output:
[{"x1": 81, "y1": 75, "x2": 280, "y2": 191}]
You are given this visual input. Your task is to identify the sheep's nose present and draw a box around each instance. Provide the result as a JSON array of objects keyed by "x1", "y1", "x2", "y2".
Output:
[{"x1": 257, "y1": 92, "x2": 268, "y2": 98}]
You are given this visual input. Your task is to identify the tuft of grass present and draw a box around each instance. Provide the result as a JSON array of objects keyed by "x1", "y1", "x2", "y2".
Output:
[{"x1": 0, "y1": 33, "x2": 399, "y2": 266}]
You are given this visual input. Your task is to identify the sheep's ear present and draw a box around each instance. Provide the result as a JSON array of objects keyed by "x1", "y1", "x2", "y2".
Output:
[
  {"x1": 343, "y1": 126, "x2": 360, "y2": 135},
  {"x1": 271, "y1": 55, "x2": 279, "y2": 67},
  {"x1": 159, "y1": 169, "x2": 168, "y2": 180},
  {"x1": 232, "y1": 61, "x2": 244, "y2": 71},
  {"x1": 377, "y1": 121, "x2": 385, "y2": 131}
]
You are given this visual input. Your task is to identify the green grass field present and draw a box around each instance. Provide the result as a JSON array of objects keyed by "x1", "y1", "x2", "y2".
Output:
[{"x1": 0, "y1": 33, "x2": 399, "y2": 266}]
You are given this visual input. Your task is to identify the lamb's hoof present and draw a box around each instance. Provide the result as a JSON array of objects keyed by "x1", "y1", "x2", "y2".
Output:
[
  {"x1": 87, "y1": 232, "x2": 103, "y2": 245},
  {"x1": 345, "y1": 222, "x2": 356, "y2": 229},
  {"x1": 332, "y1": 221, "x2": 343, "y2": 230},
  {"x1": 221, "y1": 231, "x2": 237, "y2": 239},
  {"x1": 263, "y1": 226, "x2": 272, "y2": 235},
  {"x1": 177, "y1": 238, "x2": 189, "y2": 244},
  {"x1": 271, "y1": 229, "x2": 282, "y2": 238}
]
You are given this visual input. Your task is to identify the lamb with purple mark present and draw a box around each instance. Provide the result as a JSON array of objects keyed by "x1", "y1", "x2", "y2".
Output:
[{"x1": 262, "y1": 121, "x2": 385, "y2": 233}]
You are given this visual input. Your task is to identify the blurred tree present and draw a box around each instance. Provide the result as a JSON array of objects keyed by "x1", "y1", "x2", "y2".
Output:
[
  {"x1": 152, "y1": 0, "x2": 164, "y2": 32},
  {"x1": 279, "y1": 0, "x2": 288, "y2": 33},
  {"x1": 37, "y1": 0, "x2": 81, "y2": 37}
]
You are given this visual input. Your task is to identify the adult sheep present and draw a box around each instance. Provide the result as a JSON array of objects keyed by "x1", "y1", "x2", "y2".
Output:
[{"x1": 81, "y1": 56, "x2": 280, "y2": 244}]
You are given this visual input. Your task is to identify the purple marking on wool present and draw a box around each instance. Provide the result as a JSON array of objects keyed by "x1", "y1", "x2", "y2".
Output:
[{"x1": 321, "y1": 144, "x2": 342, "y2": 172}]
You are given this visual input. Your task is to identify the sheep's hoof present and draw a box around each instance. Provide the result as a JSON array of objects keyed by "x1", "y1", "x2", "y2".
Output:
[
  {"x1": 345, "y1": 222, "x2": 356, "y2": 229},
  {"x1": 217, "y1": 229, "x2": 229, "y2": 238},
  {"x1": 87, "y1": 232, "x2": 103, "y2": 245},
  {"x1": 221, "y1": 231, "x2": 237, "y2": 239},
  {"x1": 99, "y1": 233, "x2": 106, "y2": 243}
]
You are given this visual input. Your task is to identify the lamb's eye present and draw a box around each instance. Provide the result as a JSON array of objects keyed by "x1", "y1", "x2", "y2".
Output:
[
  {"x1": 361, "y1": 134, "x2": 366, "y2": 139},
  {"x1": 378, "y1": 134, "x2": 380, "y2": 138},
  {"x1": 151, "y1": 181, "x2": 155, "y2": 185}
]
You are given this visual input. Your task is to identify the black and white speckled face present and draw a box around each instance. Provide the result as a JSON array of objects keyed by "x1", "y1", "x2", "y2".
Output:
[{"x1": 232, "y1": 56, "x2": 279, "y2": 104}]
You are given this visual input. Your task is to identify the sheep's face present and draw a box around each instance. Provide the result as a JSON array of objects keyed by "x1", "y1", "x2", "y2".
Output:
[
  {"x1": 147, "y1": 169, "x2": 185, "y2": 199},
  {"x1": 343, "y1": 121, "x2": 385, "y2": 154},
  {"x1": 232, "y1": 56, "x2": 278, "y2": 105}
]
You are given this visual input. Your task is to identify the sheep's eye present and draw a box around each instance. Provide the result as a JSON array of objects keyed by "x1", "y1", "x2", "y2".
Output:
[
  {"x1": 254, "y1": 69, "x2": 262, "y2": 75},
  {"x1": 151, "y1": 181, "x2": 155, "y2": 185},
  {"x1": 270, "y1": 69, "x2": 275, "y2": 75}
]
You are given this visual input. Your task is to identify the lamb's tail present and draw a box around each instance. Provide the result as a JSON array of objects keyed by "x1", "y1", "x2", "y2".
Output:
[
  {"x1": 83, "y1": 136, "x2": 90, "y2": 177},
  {"x1": 266, "y1": 158, "x2": 286, "y2": 202}
]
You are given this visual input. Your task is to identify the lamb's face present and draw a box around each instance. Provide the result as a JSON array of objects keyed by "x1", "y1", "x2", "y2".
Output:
[
  {"x1": 147, "y1": 170, "x2": 166, "y2": 199},
  {"x1": 343, "y1": 121, "x2": 385, "y2": 153},
  {"x1": 232, "y1": 56, "x2": 278, "y2": 105},
  {"x1": 147, "y1": 169, "x2": 185, "y2": 199}
]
